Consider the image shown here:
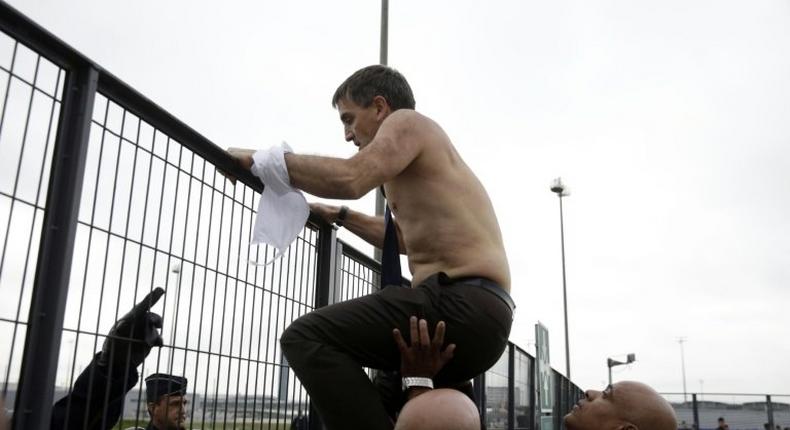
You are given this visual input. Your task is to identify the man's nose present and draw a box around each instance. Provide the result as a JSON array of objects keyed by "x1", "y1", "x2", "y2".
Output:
[{"x1": 344, "y1": 130, "x2": 353, "y2": 142}]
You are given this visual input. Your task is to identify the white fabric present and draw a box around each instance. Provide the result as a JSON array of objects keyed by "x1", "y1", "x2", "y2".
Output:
[{"x1": 249, "y1": 142, "x2": 309, "y2": 261}]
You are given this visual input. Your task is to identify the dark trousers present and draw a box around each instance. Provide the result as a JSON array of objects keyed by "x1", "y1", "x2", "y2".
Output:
[{"x1": 280, "y1": 273, "x2": 513, "y2": 430}]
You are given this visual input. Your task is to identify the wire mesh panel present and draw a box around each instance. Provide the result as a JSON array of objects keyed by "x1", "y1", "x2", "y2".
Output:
[
  {"x1": 335, "y1": 240, "x2": 381, "y2": 303},
  {"x1": 513, "y1": 348, "x2": 534, "y2": 430},
  {"x1": 0, "y1": 29, "x2": 64, "y2": 402},
  {"x1": 485, "y1": 349, "x2": 510, "y2": 430},
  {"x1": 50, "y1": 90, "x2": 319, "y2": 430}
]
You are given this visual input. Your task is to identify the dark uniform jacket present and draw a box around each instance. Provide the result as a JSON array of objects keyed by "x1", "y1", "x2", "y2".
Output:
[{"x1": 50, "y1": 353, "x2": 139, "y2": 430}]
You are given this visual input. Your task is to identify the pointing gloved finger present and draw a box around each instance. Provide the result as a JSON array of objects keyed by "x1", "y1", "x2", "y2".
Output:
[{"x1": 130, "y1": 287, "x2": 165, "y2": 318}]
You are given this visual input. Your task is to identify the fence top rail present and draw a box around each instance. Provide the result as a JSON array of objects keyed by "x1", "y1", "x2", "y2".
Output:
[{"x1": 0, "y1": 0, "x2": 87, "y2": 70}]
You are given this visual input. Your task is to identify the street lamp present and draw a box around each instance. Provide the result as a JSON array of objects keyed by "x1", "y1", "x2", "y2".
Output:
[
  {"x1": 373, "y1": 0, "x2": 389, "y2": 263},
  {"x1": 168, "y1": 263, "x2": 182, "y2": 371},
  {"x1": 550, "y1": 177, "x2": 572, "y2": 379},
  {"x1": 677, "y1": 337, "x2": 688, "y2": 403},
  {"x1": 607, "y1": 353, "x2": 636, "y2": 385}
]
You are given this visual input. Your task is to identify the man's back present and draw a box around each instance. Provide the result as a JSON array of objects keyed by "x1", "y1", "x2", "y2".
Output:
[{"x1": 383, "y1": 110, "x2": 510, "y2": 291}]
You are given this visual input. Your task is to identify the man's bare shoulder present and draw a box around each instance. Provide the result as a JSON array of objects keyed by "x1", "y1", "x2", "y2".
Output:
[
  {"x1": 384, "y1": 109, "x2": 437, "y2": 132},
  {"x1": 384, "y1": 110, "x2": 446, "y2": 146}
]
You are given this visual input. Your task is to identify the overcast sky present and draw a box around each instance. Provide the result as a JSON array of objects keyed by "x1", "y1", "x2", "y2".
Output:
[{"x1": 8, "y1": 0, "x2": 790, "y2": 396}]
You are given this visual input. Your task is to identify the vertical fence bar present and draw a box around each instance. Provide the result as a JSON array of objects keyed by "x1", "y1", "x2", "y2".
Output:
[
  {"x1": 308, "y1": 221, "x2": 337, "y2": 430},
  {"x1": 474, "y1": 373, "x2": 486, "y2": 427},
  {"x1": 691, "y1": 393, "x2": 699, "y2": 430},
  {"x1": 508, "y1": 344, "x2": 515, "y2": 430},
  {"x1": 766, "y1": 395, "x2": 775, "y2": 429},
  {"x1": 12, "y1": 65, "x2": 98, "y2": 430},
  {"x1": 314, "y1": 222, "x2": 336, "y2": 310}
]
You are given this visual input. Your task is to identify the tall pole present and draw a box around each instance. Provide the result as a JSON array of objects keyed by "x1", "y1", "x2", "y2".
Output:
[
  {"x1": 380, "y1": 0, "x2": 388, "y2": 65},
  {"x1": 608, "y1": 365, "x2": 612, "y2": 386},
  {"x1": 168, "y1": 263, "x2": 182, "y2": 371},
  {"x1": 678, "y1": 337, "x2": 688, "y2": 403},
  {"x1": 374, "y1": 0, "x2": 389, "y2": 262},
  {"x1": 550, "y1": 178, "x2": 570, "y2": 380},
  {"x1": 559, "y1": 195, "x2": 570, "y2": 380}
]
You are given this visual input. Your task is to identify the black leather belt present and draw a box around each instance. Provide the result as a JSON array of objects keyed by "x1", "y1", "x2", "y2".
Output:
[{"x1": 439, "y1": 273, "x2": 516, "y2": 313}]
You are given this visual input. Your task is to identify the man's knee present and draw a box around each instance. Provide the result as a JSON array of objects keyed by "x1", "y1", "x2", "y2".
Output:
[
  {"x1": 280, "y1": 315, "x2": 319, "y2": 367},
  {"x1": 280, "y1": 319, "x2": 306, "y2": 359}
]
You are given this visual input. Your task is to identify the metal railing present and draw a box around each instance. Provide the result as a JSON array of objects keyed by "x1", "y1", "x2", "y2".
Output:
[
  {"x1": 0, "y1": 2, "x2": 582, "y2": 429},
  {"x1": 662, "y1": 393, "x2": 790, "y2": 430}
]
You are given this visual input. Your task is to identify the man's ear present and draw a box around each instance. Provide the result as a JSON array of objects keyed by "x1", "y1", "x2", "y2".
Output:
[{"x1": 372, "y1": 95, "x2": 391, "y2": 118}]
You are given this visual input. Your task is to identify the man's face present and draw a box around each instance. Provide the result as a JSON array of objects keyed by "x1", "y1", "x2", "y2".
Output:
[
  {"x1": 336, "y1": 97, "x2": 386, "y2": 150},
  {"x1": 564, "y1": 381, "x2": 676, "y2": 430},
  {"x1": 564, "y1": 385, "x2": 622, "y2": 429},
  {"x1": 152, "y1": 394, "x2": 187, "y2": 430}
]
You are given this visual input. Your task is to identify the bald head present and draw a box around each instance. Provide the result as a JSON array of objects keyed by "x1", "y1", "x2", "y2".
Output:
[
  {"x1": 564, "y1": 381, "x2": 676, "y2": 430},
  {"x1": 394, "y1": 389, "x2": 480, "y2": 430}
]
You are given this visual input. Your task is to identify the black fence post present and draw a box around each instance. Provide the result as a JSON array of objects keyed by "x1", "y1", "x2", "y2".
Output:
[
  {"x1": 308, "y1": 221, "x2": 337, "y2": 430},
  {"x1": 314, "y1": 221, "x2": 337, "y2": 310},
  {"x1": 474, "y1": 373, "x2": 486, "y2": 427},
  {"x1": 12, "y1": 65, "x2": 98, "y2": 430},
  {"x1": 508, "y1": 344, "x2": 515, "y2": 429},
  {"x1": 766, "y1": 395, "x2": 775, "y2": 429},
  {"x1": 692, "y1": 394, "x2": 699, "y2": 430}
]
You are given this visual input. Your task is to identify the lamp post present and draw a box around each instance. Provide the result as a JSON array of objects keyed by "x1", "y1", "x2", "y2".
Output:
[
  {"x1": 607, "y1": 353, "x2": 636, "y2": 385},
  {"x1": 168, "y1": 263, "x2": 181, "y2": 371},
  {"x1": 550, "y1": 177, "x2": 571, "y2": 379},
  {"x1": 373, "y1": 0, "x2": 389, "y2": 262},
  {"x1": 678, "y1": 337, "x2": 688, "y2": 403}
]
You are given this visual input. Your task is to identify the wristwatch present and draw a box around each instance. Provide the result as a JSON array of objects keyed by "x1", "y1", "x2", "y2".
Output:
[
  {"x1": 336, "y1": 205, "x2": 349, "y2": 227},
  {"x1": 402, "y1": 377, "x2": 434, "y2": 391}
]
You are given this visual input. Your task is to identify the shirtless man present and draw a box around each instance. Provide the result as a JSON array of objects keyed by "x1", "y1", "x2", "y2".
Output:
[{"x1": 228, "y1": 65, "x2": 513, "y2": 430}]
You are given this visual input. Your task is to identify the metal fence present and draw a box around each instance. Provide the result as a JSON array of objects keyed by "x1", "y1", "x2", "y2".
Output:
[
  {"x1": 662, "y1": 393, "x2": 790, "y2": 430},
  {"x1": 0, "y1": 2, "x2": 582, "y2": 429}
]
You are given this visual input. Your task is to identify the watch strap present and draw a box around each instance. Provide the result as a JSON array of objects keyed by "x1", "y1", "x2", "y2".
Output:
[
  {"x1": 336, "y1": 205, "x2": 349, "y2": 227},
  {"x1": 402, "y1": 376, "x2": 434, "y2": 391}
]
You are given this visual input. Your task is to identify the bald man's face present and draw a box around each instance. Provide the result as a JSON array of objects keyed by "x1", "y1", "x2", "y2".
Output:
[
  {"x1": 564, "y1": 381, "x2": 677, "y2": 430},
  {"x1": 564, "y1": 384, "x2": 623, "y2": 429}
]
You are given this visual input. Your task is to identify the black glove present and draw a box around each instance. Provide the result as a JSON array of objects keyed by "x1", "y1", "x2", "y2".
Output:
[{"x1": 97, "y1": 288, "x2": 165, "y2": 371}]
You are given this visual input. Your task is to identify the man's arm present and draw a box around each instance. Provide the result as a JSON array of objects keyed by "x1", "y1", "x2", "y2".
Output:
[
  {"x1": 228, "y1": 110, "x2": 423, "y2": 199},
  {"x1": 51, "y1": 289, "x2": 164, "y2": 430},
  {"x1": 50, "y1": 354, "x2": 139, "y2": 430},
  {"x1": 311, "y1": 202, "x2": 407, "y2": 253}
]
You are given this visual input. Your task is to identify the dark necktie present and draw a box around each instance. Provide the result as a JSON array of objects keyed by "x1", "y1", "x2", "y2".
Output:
[{"x1": 381, "y1": 205, "x2": 402, "y2": 288}]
